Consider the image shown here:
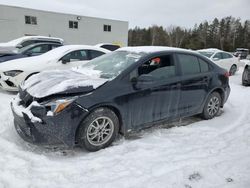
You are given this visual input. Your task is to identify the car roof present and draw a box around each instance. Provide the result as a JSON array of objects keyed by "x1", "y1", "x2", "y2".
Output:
[
  {"x1": 24, "y1": 42, "x2": 63, "y2": 48},
  {"x1": 117, "y1": 46, "x2": 197, "y2": 55},
  {"x1": 6, "y1": 36, "x2": 64, "y2": 46}
]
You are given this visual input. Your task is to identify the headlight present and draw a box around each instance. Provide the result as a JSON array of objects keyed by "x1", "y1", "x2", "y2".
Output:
[
  {"x1": 4, "y1": 70, "x2": 23, "y2": 77},
  {"x1": 44, "y1": 98, "x2": 75, "y2": 115}
]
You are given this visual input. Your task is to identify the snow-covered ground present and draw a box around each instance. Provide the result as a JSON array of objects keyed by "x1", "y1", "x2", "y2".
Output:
[{"x1": 0, "y1": 68, "x2": 250, "y2": 188}]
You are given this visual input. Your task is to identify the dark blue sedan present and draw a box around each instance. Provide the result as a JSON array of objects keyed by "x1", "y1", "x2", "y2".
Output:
[{"x1": 0, "y1": 42, "x2": 62, "y2": 63}]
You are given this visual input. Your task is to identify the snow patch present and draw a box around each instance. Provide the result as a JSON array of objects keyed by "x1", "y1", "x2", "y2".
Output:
[
  {"x1": 22, "y1": 68, "x2": 108, "y2": 98},
  {"x1": 11, "y1": 95, "x2": 42, "y2": 123}
]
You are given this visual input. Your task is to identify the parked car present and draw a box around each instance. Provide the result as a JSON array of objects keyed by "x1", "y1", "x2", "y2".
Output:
[
  {"x1": 242, "y1": 60, "x2": 250, "y2": 86},
  {"x1": 0, "y1": 45, "x2": 109, "y2": 91},
  {"x1": 95, "y1": 43, "x2": 120, "y2": 51},
  {"x1": 0, "y1": 42, "x2": 63, "y2": 63},
  {"x1": 0, "y1": 36, "x2": 64, "y2": 55},
  {"x1": 11, "y1": 46, "x2": 230, "y2": 151},
  {"x1": 198, "y1": 48, "x2": 242, "y2": 75},
  {"x1": 234, "y1": 48, "x2": 249, "y2": 59}
]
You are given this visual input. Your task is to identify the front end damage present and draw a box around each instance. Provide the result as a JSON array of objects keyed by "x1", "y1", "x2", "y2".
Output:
[{"x1": 11, "y1": 90, "x2": 89, "y2": 147}]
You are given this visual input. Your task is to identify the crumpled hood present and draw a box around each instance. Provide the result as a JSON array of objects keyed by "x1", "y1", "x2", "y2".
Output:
[{"x1": 21, "y1": 69, "x2": 108, "y2": 98}]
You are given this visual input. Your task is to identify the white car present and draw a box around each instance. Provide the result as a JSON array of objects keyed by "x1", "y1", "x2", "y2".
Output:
[
  {"x1": 0, "y1": 36, "x2": 64, "y2": 55},
  {"x1": 0, "y1": 45, "x2": 109, "y2": 91},
  {"x1": 197, "y1": 48, "x2": 243, "y2": 75}
]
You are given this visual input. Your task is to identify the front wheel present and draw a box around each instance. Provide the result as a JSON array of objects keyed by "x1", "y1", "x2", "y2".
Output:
[
  {"x1": 77, "y1": 107, "x2": 119, "y2": 152},
  {"x1": 242, "y1": 67, "x2": 249, "y2": 86},
  {"x1": 201, "y1": 92, "x2": 221, "y2": 120}
]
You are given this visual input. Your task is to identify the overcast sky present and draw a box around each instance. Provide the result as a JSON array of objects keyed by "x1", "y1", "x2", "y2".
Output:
[{"x1": 0, "y1": 0, "x2": 249, "y2": 28}]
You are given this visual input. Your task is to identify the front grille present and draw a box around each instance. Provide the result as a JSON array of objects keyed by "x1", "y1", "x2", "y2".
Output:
[
  {"x1": 19, "y1": 88, "x2": 34, "y2": 107},
  {"x1": 5, "y1": 80, "x2": 15, "y2": 87}
]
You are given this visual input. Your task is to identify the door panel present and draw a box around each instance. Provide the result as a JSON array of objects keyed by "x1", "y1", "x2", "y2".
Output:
[
  {"x1": 178, "y1": 73, "x2": 211, "y2": 115},
  {"x1": 176, "y1": 53, "x2": 211, "y2": 115},
  {"x1": 124, "y1": 54, "x2": 181, "y2": 128},
  {"x1": 126, "y1": 78, "x2": 181, "y2": 127}
]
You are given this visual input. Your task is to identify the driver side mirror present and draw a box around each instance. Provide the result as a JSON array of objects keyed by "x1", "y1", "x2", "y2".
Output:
[
  {"x1": 61, "y1": 58, "x2": 70, "y2": 64},
  {"x1": 25, "y1": 51, "x2": 32, "y2": 57},
  {"x1": 16, "y1": 44, "x2": 23, "y2": 49}
]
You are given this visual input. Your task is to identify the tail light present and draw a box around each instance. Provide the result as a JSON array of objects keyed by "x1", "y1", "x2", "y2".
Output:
[{"x1": 224, "y1": 71, "x2": 230, "y2": 78}]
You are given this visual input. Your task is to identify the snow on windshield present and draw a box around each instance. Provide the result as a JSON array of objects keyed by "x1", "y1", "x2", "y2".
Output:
[{"x1": 80, "y1": 51, "x2": 143, "y2": 79}]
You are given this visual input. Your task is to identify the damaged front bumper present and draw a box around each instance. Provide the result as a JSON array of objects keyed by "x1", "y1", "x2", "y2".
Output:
[{"x1": 11, "y1": 96, "x2": 89, "y2": 148}]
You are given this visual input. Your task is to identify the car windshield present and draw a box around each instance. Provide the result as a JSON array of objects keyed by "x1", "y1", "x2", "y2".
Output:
[
  {"x1": 198, "y1": 51, "x2": 214, "y2": 58},
  {"x1": 80, "y1": 51, "x2": 144, "y2": 79},
  {"x1": 17, "y1": 44, "x2": 36, "y2": 53}
]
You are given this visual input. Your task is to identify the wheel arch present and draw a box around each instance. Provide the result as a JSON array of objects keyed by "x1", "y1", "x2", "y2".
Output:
[
  {"x1": 209, "y1": 87, "x2": 225, "y2": 107},
  {"x1": 75, "y1": 104, "x2": 124, "y2": 143},
  {"x1": 25, "y1": 72, "x2": 40, "y2": 81}
]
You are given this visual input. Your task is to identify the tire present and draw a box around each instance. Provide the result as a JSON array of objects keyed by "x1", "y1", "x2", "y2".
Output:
[
  {"x1": 242, "y1": 67, "x2": 249, "y2": 86},
  {"x1": 229, "y1": 65, "x2": 237, "y2": 76},
  {"x1": 76, "y1": 107, "x2": 119, "y2": 152},
  {"x1": 201, "y1": 92, "x2": 221, "y2": 120}
]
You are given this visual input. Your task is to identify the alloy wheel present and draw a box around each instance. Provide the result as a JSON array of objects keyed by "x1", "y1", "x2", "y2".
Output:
[
  {"x1": 86, "y1": 117, "x2": 114, "y2": 146},
  {"x1": 207, "y1": 96, "x2": 220, "y2": 116}
]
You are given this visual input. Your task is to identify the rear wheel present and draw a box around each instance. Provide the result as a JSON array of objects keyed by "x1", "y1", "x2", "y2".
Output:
[
  {"x1": 242, "y1": 67, "x2": 249, "y2": 86},
  {"x1": 229, "y1": 65, "x2": 237, "y2": 75},
  {"x1": 77, "y1": 107, "x2": 119, "y2": 152},
  {"x1": 201, "y1": 92, "x2": 221, "y2": 120}
]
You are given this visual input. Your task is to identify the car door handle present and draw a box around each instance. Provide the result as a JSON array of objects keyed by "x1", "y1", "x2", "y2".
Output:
[{"x1": 203, "y1": 77, "x2": 209, "y2": 82}]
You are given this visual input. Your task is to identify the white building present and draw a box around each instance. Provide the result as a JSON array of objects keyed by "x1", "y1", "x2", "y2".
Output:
[{"x1": 0, "y1": 4, "x2": 128, "y2": 46}]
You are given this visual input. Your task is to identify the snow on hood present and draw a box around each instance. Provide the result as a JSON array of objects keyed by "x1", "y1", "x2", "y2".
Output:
[{"x1": 21, "y1": 68, "x2": 108, "y2": 98}]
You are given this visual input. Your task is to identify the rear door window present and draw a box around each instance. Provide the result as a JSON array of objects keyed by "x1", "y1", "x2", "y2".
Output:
[
  {"x1": 222, "y1": 52, "x2": 233, "y2": 59},
  {"x1": 62, "y1": 50, "x2": 88, "y2": 62},
  {"x1": 177, "y1": 54, "x2": 210, "y2": 75},
  {"x1": 177, "y1": 54, "x2": 200, "y2": 75},
  {"x1": 89, "y1": 50, "x2": 105, "y2": 59}
]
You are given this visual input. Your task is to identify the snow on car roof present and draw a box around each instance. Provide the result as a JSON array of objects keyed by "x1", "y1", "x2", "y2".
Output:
[
  {"x1": 37, "y1": 45, "x2": 110, "y2": 59},
  {"x1": 4, "y1": 36, "x2": 64, "y2": 46},
  {"x1": 117, "y1": 46, "x2": 195, "y2": 54},
  {"x1": 197, "y1": 48, "x2": 222, "y2": 53}
]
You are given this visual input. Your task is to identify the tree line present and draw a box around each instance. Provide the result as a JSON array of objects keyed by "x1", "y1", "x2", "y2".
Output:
[{"x1": 128, "y1": 16, "x2": 250, "y2": 52}]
